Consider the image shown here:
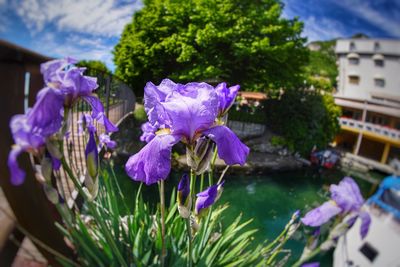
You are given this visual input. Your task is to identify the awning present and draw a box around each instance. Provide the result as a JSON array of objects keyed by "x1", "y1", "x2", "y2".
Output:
[
  {"x1": 347, "y1": 53, "x2": 360, "y2": 58},
  {"x1": 372, "y1": 54, "x2": 384, "y2": 60}
]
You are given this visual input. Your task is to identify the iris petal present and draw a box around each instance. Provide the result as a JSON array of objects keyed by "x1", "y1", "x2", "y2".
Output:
[
  {"x1": 125, "y1": 134, "x2": 180, "y2": 185},
  {"x1": 202, "y1": 126, "x2": 249, "y2": 165},
  {"x1": 330, "y1": 177, "x2": 364, "y2": 213},
  {"x1": 162, "y1": 87, "x2": 218, "y2": 140},
  {"x1": 301, "y1": 201, "x2": 342, "y2": 227},
  {"x1": 7, "y1": 146, "x2": 26, "y2": 185},
  {"x1": 359, "y1": 211, "x2": 371, "y2": 239}
]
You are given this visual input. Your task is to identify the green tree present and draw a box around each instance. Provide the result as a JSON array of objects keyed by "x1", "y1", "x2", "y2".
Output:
[
  {"x1": 114, "y1": 0, "x2": 308, "y2": 95},
  {"x1": 77, "y1": 60, "x2": 111, "y2": 75},
  {"x1": 265, "y1": 89, "x2": 341, "y2": 156}
]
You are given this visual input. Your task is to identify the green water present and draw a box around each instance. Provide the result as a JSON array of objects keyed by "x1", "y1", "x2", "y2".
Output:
[{"x1": 113, "y1": 165, "x2": 380, "y2": 264}]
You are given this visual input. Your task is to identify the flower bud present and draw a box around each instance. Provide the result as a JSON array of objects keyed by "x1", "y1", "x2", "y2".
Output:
[
  {"x1": 177, "y1": 174, "x2": 191, "y2": 218},
  {"x1": 195, "y1": 181, "x2": 224, "y2": 218},
  {"x1": 186, "y1": 137, "x2": 214, "y2": 175},
  {"x1": 85, "y1": 131, "x2": 99, "y2": 180}
]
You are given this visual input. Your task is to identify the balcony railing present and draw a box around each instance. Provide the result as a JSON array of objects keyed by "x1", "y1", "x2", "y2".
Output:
[{"x1": 339, "y1": 117, "x2": 400, "y2": 140}]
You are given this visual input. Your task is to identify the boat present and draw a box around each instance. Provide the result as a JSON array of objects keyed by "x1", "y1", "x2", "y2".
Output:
[
  {"x1": 333, "y1": 176, "x2": 400, "y2": 266},
  {"x1": 310, "y1": 149, "x2": 340, "y2": 169}
]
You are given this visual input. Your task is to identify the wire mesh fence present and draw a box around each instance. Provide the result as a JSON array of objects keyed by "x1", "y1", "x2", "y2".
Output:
[{"x1": 45, "y1": 70, "x2": 136, "y2": 210}]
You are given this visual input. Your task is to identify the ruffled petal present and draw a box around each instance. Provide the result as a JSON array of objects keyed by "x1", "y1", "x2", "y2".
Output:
[
  {"x1": 330, "y1": 177, "x2": 364, "y2": 213},
  {"x1": 125, "y1": 134, "x2": 180, "y2": 185},
  {"x1": 301, "y1": 201, "x2": 342, "y2": 227},
  {"x1": 202, "y1": 125, "x2": 249, "y2": 165},
  {"x1": 7, "y1": 146, "x2": 26, "y2": 185},
  {"x1": 162, "y1": 86, "x2": 218, "y2": 140},
  {"x1": 140, "y1": 122, "x2": 157, "y2": 143},
  {"x1": 144, "y1": 79, "x2": 178, "y2": 125}
]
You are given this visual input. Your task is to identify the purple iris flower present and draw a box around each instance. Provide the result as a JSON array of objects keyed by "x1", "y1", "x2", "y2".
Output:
[
  {"x1": 301, "y1": 177, "x2": 371, "y2": 239},
  {"x1": 41, "y1": 58, "x2": 118, "y2": 133},
  {"x1": 125, "y1": 79, "x2": 249, "y2": 185},
  {"x1": 215, "y1": 82, "x2": 240, "y2": 116},
  {"x1": 99, "y1": 134, "x2": 117, "y2": 150},
  {"x1": 140, "y1": 122, "x2": 157, "y2": 143},
  {"x1": 195, "y1": 181, "x2": 224, "y2": 217}
]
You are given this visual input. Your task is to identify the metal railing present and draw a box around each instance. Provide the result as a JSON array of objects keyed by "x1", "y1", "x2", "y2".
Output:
[
  {"x1": 339, "y1": 117, "x2": 400, "y2": 140},
  {"x1": 51, "y1": 70, "x2": 136, "y2": 209}
]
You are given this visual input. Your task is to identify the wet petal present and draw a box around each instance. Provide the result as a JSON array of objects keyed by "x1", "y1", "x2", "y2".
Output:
[
  {"x1": 7, "y1": 146, "x2": 26, "y2": 185},
  {"x1": 301, "y1": 201, "x2": 342, "y2": 227},
  {"x1": 125, "y1": 134, "x2": 180, "y2": 185},
  {"x1": 203, "y1": 125, "x2": 249, "y2": 165},
  {"x1": 162, "y1": 86, "x2": 218, "y2": 140},
  {"x1": 330, "y1": 177, "x2": 364, "y2": 213}
]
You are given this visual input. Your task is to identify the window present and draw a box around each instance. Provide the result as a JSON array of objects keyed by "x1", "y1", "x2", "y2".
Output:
[
  {"x1": 374, "y1": 59, "x2": 384, "y2": 67},
  {"x1": 349, "y1": 58, "x2": 359, "y2": 65},
  {"x1": 350, "y1": 42, "x2": 356, "y2": 51},
  {"x1": 374, "y1": 78, "x2": 385, "y2": 88},
  {"x1": 349, "y1": 75, "x2": 360, "y2": 85},
  {"x1": 374, "y1": 42, "x2": 380, "y2": 52}
]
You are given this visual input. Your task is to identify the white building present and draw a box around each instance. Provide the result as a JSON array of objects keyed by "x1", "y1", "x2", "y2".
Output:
[{"x1": 334, "y1": 39, "x2": 400, "y2": 169}]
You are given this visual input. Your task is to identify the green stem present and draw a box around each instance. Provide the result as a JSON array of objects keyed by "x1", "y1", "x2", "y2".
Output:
[
  {"x1": 292, "y1": 247, "x2": 321, "y2": 267},
  {"x1": 159, "y1": 180, "x2": 166, "y2": 267},
  {"x1": 199, "y1": 173, "x2": 204, "y2": 192},
  {"x1": 185, "y1": 217, "x2": 193, "y2": 267},
  {"x1": 208, "y1": 148, "x2": 218, "y2": 186},
  {"x1": 61, "y1": 158, "x2": 128, "y2": 267}
]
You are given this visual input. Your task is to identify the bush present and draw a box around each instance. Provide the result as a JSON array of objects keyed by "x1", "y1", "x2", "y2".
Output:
[
  {"x1": 133, "y1": 105, "x2": 147, "y2": 122},
  {"x1": 265, "y1": 90, "x2": 341, "y2": 156}
]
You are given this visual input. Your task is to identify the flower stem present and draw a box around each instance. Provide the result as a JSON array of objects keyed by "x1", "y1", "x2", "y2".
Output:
[
  {"x1": 185, "y1": 217, "x2": 193, "y2": 267},
  {"x1": 61, "y1": 157, "x2": 128, "y2": 267},
  {"x1": 292, "y1": 246, "x2": 321, "y2": 267},
  {"x1": 159, "y1": 180, "x2": 166, "y2": 267}
]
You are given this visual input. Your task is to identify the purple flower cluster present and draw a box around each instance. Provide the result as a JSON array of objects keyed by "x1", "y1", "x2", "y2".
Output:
[
  {"x1": 8, "y1": 58, "x2": 118, "y2": 185},
  {"x1": 301, "y1": 177, "x2": 371, "y2": 239},
  {"x1": 126, "y1": 79, "x2": 249, "y2": 185}
]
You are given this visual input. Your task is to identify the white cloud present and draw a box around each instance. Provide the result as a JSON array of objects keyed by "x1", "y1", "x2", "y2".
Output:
[
  {"x1": 302, "y1": 16, "x2": 347, "y2": 42},
  {"x1": 333, "y1": 0, "x2": 400, "y2": 37},
  {"x1": 31, "y1": 32, "x2": 116, "y2": 70},
  {"x1": 12, "y1": 0, "x2": 142, "y2": 37}
]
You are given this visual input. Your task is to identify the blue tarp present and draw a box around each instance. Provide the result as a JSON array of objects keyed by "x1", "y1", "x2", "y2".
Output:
[{"x1": 367, "y1": 176, "x2": 400, "y2": 219}]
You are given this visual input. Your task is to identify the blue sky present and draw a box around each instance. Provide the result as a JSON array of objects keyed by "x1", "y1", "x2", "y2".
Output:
[{"x1": 0, "y1": 0, "x2": 399, "y2": 71}]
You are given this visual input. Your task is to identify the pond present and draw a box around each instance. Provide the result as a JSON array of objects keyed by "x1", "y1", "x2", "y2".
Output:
[{"x1": 112, "y1": 165, "x2": 380, "y2": 265}]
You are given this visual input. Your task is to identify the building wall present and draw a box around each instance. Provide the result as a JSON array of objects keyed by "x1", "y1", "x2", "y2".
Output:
[{"x1": 336, "y1": 39, "x2": 400, "y2": 101}]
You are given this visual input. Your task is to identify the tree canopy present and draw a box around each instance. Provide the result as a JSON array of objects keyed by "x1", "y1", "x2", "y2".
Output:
[
  {"x1": 77, "y1": 60, "x2": 111, "y2": 75},
  {"x1": 114, "y1": 0, "x2": 308, "y2": 95}
]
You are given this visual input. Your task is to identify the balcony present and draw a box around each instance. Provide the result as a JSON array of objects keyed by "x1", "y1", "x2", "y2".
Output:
[{"x1": 339, "y1": 117, "x2": 400, "y2": 141}]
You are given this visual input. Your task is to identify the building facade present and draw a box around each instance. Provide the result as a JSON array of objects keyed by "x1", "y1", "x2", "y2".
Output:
[{"x1": 334, "y1": 38, "x2": 400, "y2": 168}]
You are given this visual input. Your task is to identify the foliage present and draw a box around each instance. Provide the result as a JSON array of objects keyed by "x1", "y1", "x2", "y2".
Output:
[
  {"x1": 265, "y1": 90, "x2": 341, "y2": 156},
  {"x1": 114, "y1": 0, "x2": 308, "y2": 96},
  {"x1": 77, "y1": 60, "x2": 111, "y2": 75},
  {"x1": 133, "y1": 105, "x2": 147, "y2": 122},
  {"x1": 55, "y1": 164, "x2": 298, "y2": 267},
  {"x1": 303, "y1": 40, "x2": 337, "y2": 91}
]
